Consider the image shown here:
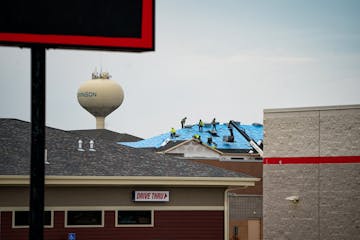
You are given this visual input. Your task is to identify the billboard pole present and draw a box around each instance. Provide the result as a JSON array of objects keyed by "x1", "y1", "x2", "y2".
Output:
[{"x1": 29, "y1": 46, "x2": 46, "y2": 240}]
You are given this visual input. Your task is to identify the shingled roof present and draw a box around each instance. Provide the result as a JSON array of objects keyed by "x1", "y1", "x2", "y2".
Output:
[
  {"x1": 69, "y1": 129, "x2": 142, "y2": 143},
  {"x1": 0, "y1": 119, "x2": 252, "y2": 178}
]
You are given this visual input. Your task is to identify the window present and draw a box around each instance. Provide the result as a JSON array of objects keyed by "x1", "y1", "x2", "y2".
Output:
[
  {"x1": 66, "y1": 211, "x2": 103, "y2": 227},
  {"x1": 13, "y1": 211, "x2": 52, "y2": 228},
  {"x1": 117, "y1": 210, "x2": 153, "y2": 227}
]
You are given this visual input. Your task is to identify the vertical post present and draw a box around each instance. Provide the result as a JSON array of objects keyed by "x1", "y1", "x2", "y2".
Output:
[{"x1": 29, "y1": 46, "x2": 46, "y2": 240}]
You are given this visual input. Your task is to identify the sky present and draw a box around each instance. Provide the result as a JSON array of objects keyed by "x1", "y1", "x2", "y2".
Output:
[{"x1": 0, "y1": 0, "x2": 360, "y2": 138}]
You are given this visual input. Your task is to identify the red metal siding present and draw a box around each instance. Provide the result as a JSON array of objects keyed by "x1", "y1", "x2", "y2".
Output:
[
  {"x1": 1, "y1": 210, "x2": 224, "y2": 240},
  {"x1": 1, "y1": 212, "x2": 29, "y2": 240},
  {"x1": 154, "y1": 211, "x2": 224, "y2": 239}
]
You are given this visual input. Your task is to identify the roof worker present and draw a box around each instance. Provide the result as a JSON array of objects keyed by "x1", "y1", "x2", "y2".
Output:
[
  {"x1": 212, "y1": 118, "x2": 217, "y2": 130},
  {"x1": 228, "y1": 124, "x2": 234, "y2": 142},
  {"x1": 170, "y1": 127, "x2": 176, "y2": 138},
  {"x1": 193, "y1": 134, "x2": 202, "y2": 144},
  {"x1": 199, "y1": 119, "x2": 204, "y2": 132},
  {"x1": 181, "y1": 117, "x2": 187, "y2": 128}
]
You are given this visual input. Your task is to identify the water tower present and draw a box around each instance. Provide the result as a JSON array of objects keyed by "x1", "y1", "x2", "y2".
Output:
[{"x1": 77, "y1": 71, "x2": 124, "y2": 129}]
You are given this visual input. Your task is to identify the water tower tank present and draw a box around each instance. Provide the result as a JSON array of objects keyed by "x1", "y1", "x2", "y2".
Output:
[{"x1": 77, "y1": 71, "x2": 124, "y2": 129}]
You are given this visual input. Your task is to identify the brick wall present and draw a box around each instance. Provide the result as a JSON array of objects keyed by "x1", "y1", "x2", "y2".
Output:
[
  {"x1": 263, "y1": 105, "x2": 360, "y2": 240},
  {"x1": 1, "y1": 210, "x2": 224, "y2": 240}
]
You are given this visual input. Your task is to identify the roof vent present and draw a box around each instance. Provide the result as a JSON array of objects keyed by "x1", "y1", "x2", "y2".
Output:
[
  {"x1": 77, "y1": 139, "x2": 85, "y2": 151},
  {"x1": 44, "y1": 149, "x2": 50, "y2": 165},
  {"x1": 89, "y1": 140, "x2": 96, "y2": 151}
]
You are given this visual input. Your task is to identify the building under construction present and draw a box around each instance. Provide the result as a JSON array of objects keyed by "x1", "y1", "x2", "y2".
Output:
[{"x1": 0, "y1": 118, "x2": 260, "y2": 240}]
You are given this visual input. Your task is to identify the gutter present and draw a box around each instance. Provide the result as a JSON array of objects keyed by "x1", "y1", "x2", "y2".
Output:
[{"x1": 0, "y1": 175, "x2": 260, "y2": 187}]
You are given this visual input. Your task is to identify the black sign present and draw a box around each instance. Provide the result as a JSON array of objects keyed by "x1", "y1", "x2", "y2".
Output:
[{"x1": 0, "y1": 0, "x2": 154, "y2": 51}]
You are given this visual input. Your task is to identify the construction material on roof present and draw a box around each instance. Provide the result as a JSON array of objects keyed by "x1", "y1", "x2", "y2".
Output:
[
  {"x1": 227, "y1": 120, "x2": 263, "y2": 157},
  {"x1": 120, "y1": 121, "x2": 263, "y2": 151}
]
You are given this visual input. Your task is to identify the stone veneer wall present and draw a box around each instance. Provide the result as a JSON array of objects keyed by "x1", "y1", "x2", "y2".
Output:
[{"x1": 263, "y1": 105, "x2": 360, "y2": 240}]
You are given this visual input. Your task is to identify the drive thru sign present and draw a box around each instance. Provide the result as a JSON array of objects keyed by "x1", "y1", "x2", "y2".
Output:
[{"x1": 133, "y1": 191, "x2": 170, "y2": 202}]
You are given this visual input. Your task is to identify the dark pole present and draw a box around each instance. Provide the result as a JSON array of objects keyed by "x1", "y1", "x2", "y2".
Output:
[{"x1": 29, "y1": 46, "x2": 46, "y2": 240}]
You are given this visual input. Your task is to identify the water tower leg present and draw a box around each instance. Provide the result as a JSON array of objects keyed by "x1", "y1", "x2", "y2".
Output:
[{"x1": 96, "y1": 116, "x2": 105, "y2": 129}]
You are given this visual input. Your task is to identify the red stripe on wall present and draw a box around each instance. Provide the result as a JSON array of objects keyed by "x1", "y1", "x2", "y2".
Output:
[{"x1": 264, "y1": 156, "x2": 360, "y2": 164}]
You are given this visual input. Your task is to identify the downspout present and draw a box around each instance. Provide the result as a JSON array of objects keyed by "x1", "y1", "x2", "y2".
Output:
[
  {"x1": 224, "y1": 187, "x2": 248, "y2": 240},
  {"x1": 224, "y1": 188, "x2": 231, "y2": 240}
]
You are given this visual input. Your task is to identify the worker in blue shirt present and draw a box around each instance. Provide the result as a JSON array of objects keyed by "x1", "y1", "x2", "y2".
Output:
[{"x1": 212, "y1": 118, "x2": 217, "y2": 130}]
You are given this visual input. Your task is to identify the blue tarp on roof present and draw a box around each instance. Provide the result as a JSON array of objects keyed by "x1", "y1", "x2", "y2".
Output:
[{"x1": 120, "y1": 122, "x2": 263, "y2": 150}]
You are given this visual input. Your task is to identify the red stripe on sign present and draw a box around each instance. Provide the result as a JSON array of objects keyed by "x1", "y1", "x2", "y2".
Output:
[
  {"x1": 0, "y1": 33, "x2": 146, "y2": 48},
  {"x1": 264, "y1": 156, "x2": 360, "y2": 164},
  {"x1": 141, "y1": 0, "x2": 154, "y2": 49},
  {"x1": 0, "y1": 0, "x2": 154, "y2": 50}
]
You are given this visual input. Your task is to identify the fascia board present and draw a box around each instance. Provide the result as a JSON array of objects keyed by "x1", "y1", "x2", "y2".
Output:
[{"x1": 0, "y1": 175, "x2": 260, "y2": 187}]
